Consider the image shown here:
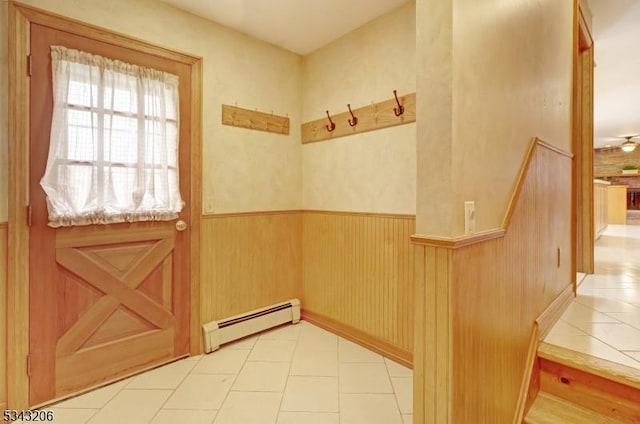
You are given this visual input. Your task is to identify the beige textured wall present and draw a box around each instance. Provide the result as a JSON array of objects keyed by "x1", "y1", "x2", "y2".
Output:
[
  {"x1": 302, "y1": 2, "x2": 416, "y2": 214},
  {"x1": 415, "y1": 0, "x2": 454, "y2": 234},
  {"x1": 3, "y1": 0, "x2": 302, "y2": 215},
  {"x1": 416, "y1": 0, "x2": 573, "y2": 235},
  {"x1": 0, "y1": 1, "x2": 8, "y2": 223}
]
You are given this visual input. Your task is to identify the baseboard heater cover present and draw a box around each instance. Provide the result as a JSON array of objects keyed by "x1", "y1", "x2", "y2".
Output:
[{"x1": 202, "y1": 299, "x2": 300, "y2": 353}]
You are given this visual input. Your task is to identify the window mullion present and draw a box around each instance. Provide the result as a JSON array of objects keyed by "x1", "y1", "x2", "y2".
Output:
[
  {"x1": 136, "y1": 75, "x2": 146, "y2": 208},
  {"x1": 96, "y1": 67, "x2": 105, "y2": 210}
]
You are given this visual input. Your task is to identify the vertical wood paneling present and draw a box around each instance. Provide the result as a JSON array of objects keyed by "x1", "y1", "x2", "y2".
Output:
[
  {"x1": 413, "y1": 245, "x2": 426, "y2": 424},
  {"x1": 302, "y1": 211, "x2": 415, "y2": 360},
  {"x1": 0, "y1": 224, "x2": 7, "y2": 408},
  {"x1": 413, "y1": 140, "x2": 573, "y2": 423},
  {"x1": 200, "y1": 212, "x2": 302, "y2": 323}
]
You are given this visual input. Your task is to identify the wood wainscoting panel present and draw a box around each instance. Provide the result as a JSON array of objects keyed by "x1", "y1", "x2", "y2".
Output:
[
  {"x1": 200, "y1": 212, "x2": 302, "y2": 323},
  {"x1": 302, "y1": 211, "x2": 415, "y2": 361},
  {"x1": 0, "y1": 223, "x2": 7, "y2": 407},
  {"x1": 413, "y1": 139, "x2": 573, "y2": 424}
]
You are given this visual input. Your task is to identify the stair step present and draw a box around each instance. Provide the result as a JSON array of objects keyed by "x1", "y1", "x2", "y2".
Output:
[
  {"x1": 538, "y1": 342, "x2": 640, "y2": 389},
  {"x1": 525, "y1": 392, "x2": 625, "y2": 424},
  {"x1": 536, "y1": 342, "x2": 640, "y2": 422}
]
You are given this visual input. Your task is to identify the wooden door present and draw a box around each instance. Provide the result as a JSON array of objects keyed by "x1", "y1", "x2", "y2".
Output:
[{"x1": 29, "y1": 24, "x2": 192, "y2": 405}]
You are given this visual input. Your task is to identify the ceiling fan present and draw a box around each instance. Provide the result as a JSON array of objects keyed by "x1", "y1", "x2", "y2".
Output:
[{"x1": 619, "y1": 135, "x2": 640, "y2": 152}]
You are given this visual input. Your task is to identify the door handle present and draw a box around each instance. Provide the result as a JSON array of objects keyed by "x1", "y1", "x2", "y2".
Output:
[{"x1": 175, "y1": 220, "x2": 188, "y2": 231}]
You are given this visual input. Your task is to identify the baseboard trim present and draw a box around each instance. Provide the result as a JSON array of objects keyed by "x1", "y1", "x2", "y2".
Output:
[
  {"x1": 301, "y1": 309, "x2": 413, "y2": 368},
  {"x1": 536, "y1": 284, "x2": 575, "y2": 340}
]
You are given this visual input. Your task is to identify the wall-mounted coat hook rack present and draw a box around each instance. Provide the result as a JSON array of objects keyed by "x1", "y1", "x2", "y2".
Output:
[
  {"x1": 301, "y1": 92, "x2": 415, "y2": 144},
  {"x1": 326, "y1": 110, "x2": 336, "y2": 132},
  {"x1": 393, "y1": 90, "x2": 404, "y2": 117},
  {"x1": 222, "y1": 104, "x2": 290, "y2": 135},
  {"x1": 347, "y1": 104, "x2": 358, "y2": 127}
]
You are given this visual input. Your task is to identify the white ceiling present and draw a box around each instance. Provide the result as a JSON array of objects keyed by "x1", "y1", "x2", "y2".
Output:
[
  {"x1": 159, "y1": 0, "x2": 411, "y2": 55},
  {"x1": 590, "y1": 0, "x2": 640, "y2": 148}
]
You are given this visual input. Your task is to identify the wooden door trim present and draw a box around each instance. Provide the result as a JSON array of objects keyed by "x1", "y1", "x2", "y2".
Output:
[
  {"x1": 572, "y1": 1, "x2": 595, "y2": 277},
  {"x1": 8, "y1": 2, "x2": 203, "y2": 409}
]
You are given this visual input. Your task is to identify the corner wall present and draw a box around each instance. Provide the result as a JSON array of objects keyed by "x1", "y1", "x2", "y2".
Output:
[
  {"x1": 300, "y1": 2, "x2": 417, "y2": 360},
  {"x1": 301, "y1": 1, "x2": 416, "y2": 214}
]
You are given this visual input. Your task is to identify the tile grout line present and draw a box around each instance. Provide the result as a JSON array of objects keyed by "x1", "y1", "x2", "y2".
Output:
[
  {"x1": 384, "y1": 358, "x2": 406, "y2": 421},
  {"x1": 144, "y1": 357, "x2": 203, "y2": 424},
  {"x1": 208, "y1": 342, "x2": 256, "y2": 424},
  {"x1": 273, "y1": 323, "x2": 301, "y2": 424}
]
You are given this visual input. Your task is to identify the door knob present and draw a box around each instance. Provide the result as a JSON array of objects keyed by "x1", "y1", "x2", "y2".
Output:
[{"x1": 175, "y1": 220, "x2": 188, "y2": 231}]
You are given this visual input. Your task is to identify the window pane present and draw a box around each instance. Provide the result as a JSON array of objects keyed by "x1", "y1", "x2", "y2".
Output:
[
  {"x1": 104, "y1": 72, "x2": 138, "y2": 114},
  {"x1": 66, "y1": 110, "x2": 97, "y2": 162},
  {"x1": 58, "y1": 163, "x2": 96, "y2": 212},
  {"x1": 106, "y1": 165, "x2": 137, "y2": 209},
  {"x1": 67, "y1": 79, "x2": 97, "y2": 107},
  {"x1": 106, "y1": 115, "x2": 138, "y2": 164}
]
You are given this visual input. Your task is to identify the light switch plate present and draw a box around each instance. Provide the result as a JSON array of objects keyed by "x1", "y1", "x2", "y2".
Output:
[{"x1": 465, "y1": 201, "x2": 475, "y2": 235}]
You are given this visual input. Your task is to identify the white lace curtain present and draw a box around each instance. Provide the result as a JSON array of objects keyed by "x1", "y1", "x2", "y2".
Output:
[{"x1": 41, "y1": 45, "x2": 183, "y2": 227}]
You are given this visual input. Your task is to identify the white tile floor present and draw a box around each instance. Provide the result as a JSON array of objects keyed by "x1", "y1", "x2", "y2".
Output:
[
  {"x1": 545, "y1": 224, "x2": 640, "y2": 369},
  {"x1": 30, "y1": 321, "x2": 413, "y2": 424}
]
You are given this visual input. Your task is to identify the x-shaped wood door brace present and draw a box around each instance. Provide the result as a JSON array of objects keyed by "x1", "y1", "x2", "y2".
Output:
[{"x1": 55, "y1": 237, "x2": 176, "y2": 357}]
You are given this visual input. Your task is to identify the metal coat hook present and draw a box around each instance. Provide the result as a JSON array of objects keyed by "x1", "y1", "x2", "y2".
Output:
[
  {"x1": 393, "y1": 90, "x2": 405, "y2": 117},
  {"x1": 347, "y1": 104, "x2": 358, "y2": 127},
  {"x1": 325, "y1": 110, "x2": 336, "y2": 132}
]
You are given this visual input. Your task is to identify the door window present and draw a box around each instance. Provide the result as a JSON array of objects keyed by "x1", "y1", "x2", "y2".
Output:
[{"x1": 41, "y1": 45, "x2": 182, "y2": 227}]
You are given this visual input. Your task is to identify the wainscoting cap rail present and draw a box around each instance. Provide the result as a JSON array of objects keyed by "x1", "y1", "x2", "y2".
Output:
[{"x1": 410, "y1": 228, "x2": 505, "y2": 248}]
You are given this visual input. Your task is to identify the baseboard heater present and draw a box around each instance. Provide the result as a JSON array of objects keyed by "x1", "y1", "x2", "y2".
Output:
[{"x1": 202, "y1": 299, "x2": 301, "y2": 353}]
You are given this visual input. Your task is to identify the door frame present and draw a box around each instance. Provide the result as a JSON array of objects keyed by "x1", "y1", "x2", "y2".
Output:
[
  {"x1": 572, "y1": 2, "x2": 595, "y2": 280},
  {"x1": 8, "y1": 2, "x2": 203, "y2": 409}
]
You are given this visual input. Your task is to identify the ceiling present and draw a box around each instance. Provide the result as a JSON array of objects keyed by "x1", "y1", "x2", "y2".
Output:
[
  {"x1": 590, "y1": 0, "x2": 640, "y2": 148},
  {"x1": 159, "y1": 0, "x2": 410, "y2": 55}
]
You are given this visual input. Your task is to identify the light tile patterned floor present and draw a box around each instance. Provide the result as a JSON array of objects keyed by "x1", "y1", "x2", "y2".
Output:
[
  {"x1": 545, "y1": 224, "x2": 640, "y2": 369},
  {"x1": 30, "y1": 321, "x2": 412, "y2": 424}
]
